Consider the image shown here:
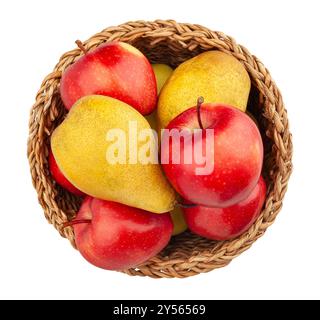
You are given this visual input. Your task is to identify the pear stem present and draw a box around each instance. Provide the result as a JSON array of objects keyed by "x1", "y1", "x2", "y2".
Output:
[
  {"x1": 176, "y1": 202, "x2": 198, "y2": 209},
  {"x1": 62, "y1": 219, "x2": 91, "y2": 230},
  {"x1": 75, "y1": 40, "x2": 88, "y2": 54},
  {"x1": 196, "y1": 96, "x2": 205, "y2": 130}
]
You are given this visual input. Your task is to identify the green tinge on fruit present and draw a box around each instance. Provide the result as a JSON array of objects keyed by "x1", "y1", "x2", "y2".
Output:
[
  {"x1": 157, "y1": 51, "x2": 251, "y2": 129},
  {"x1": 146, "y1": 64, "x2": 173, "y2": 140},
  {"x1": 170, "y1": 207, "x2": 188, "y2": 236},
  {"x1": 152, "y1": 64, "x2": 173, "y2": 94},
  {"x1": 51, "y1": 95, "x2": 176, "y2": 213}
]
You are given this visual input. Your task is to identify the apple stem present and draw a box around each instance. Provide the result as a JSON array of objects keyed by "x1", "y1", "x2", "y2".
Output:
[
  {"x1": 196, "y1": 96, "x2": 205, "y2": 129},
  {"x1": 177, "y1": 202, "x2": 198, "y2": 209},
  {"x1": 62, "y1": 219, "x2": 91, "y2": 230},
  {"x1": 75, "y1": 40, "x2": 88, "y2": 54}
]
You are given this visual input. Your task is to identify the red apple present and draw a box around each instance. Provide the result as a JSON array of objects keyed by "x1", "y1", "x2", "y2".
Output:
[
  {"x1": 161, "y1": 100, "x2": 264, "y2": 208},
  {"x1": 48, "y1": 150, "x2": 84, "y2": 196},
  {"x1": 60, "y1": 41, "x2": 157, "y2": 114},
  {"x1": 69, "y1": 197, "x2": 173, "y2": 270},
  {"x1": 182, "y1": 176, "x2": 267, "y2": 240}
]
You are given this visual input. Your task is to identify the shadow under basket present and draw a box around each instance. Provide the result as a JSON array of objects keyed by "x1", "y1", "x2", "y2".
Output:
[{"x1": 27, "y1": 20, "x2": 293, "y2": 278}]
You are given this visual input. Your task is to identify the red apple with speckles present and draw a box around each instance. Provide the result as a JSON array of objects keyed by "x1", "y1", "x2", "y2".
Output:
[
  {"x1": 161, "y1": 99, "x2": 264, "y2": 208},
  {"x1": 60, "y1": 41, "x2": 157, "y2": 115},
  {"x1": 182, "y1": 176, "x2": 267, "y2": 240},
  {"x1": 49, "y1": 150, "x2": 84, "y2": 196},
  {"x1": 68, "y1": 197, "x2": 173, "y2": 270}
]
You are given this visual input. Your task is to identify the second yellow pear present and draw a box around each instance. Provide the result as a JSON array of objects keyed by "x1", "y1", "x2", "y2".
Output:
[
  {"x1": 157, "y1": 51, "x2": 251, "y2": 129},
  {"x1": 170, "y1": 207, "x2": 188, "y2": 236},
  {"x1": 152, "y1": 64, "x2": 174, "y2": 95},
  {"x1": 145, "y1": 64, "x2": 173, "y2": 131}
]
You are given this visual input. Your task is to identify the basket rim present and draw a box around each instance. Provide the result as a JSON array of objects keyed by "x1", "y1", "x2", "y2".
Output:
[{"x1": 27, "y1": 19, "x2": 293, "y2": 279}]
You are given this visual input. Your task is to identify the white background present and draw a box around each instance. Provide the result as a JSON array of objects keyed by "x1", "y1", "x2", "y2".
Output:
[{"x1": 0, "y1": 0, "x2": 319, "y2": 300}]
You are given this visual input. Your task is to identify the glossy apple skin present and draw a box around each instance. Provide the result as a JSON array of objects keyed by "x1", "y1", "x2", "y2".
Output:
[
  {"x1": 161, "y1": 103, "x2": 264, "y2": 208},
  {"x1": 48, "y1": 150, "x2": 84, "y2": 196},
  {"x1": 183, "y1": 176, "x2": 266, "y2": 240},
  {"x1": 60, "y1": 41, "x2": 157, "y2": 115},
  {"x1": 73, "y1": 197, "x2": 173, "y2": 270}
]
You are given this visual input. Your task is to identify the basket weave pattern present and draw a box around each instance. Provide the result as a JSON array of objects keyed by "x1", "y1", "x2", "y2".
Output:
[{"x1": 27, "y1": 20, "x2": 293, "y2": 278}]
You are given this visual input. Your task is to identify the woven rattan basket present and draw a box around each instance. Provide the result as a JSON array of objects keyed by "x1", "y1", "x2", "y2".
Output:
[{"x1": 27, "y1": 20, "x2": 293, "y2": 278}]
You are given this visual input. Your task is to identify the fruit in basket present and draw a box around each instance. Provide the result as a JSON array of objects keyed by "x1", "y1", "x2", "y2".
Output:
[
  {"x1": 60, "y1": 41, "x2": 157, "y2": 115},
  {"x1": 51, "y1": 95, "x2": 176, "y2": 213},
  {"x1": 161, "y1": 100, "x2": 263, "y2": 208},
  {"x1": 182, "y1": 176, "x2": 266, "y2": 240},
  {"x1": 152, "y1": 63, "x2": 173, "y2": 94},
  {"x1": 145, "y1": 64, "x2": 173, "y2": 131},
  {"x1": 157, "y1": 51, "x2": 251, "y2": 128},
  {"x1": 70, "y1": 197, "x2": 173, "y2": 270},
  {"x1": 170, "y1": 207, "x2": 188, "y2": 235},
  {"x1": 48, "y1": 150, "x2": 84, "y2": 196},
  {"x1": 246, "y1": 111, "x2": 259, "y2": 127}
]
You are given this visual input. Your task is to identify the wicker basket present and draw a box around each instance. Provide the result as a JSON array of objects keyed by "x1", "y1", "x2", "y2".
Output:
[{"x1": 27, "y1": 20, "x2": 293, "y2": 278}]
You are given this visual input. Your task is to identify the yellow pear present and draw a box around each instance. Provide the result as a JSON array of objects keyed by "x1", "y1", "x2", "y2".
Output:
[
  {"x1": 152, "y1": 63, "x2": 174, "y2": 95},
  {"x1": 157, "y1": 51, "x2": 251, "y2": 129},
  {"x1": 170, "y1": 207, "x2": 188, "y2": 236},
  {"x1": 145, "y1": 64, "x2": 174, "y2": 131},
  {"x1": 51, "y1": 95, "x2": 176, "y2": 213}
]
